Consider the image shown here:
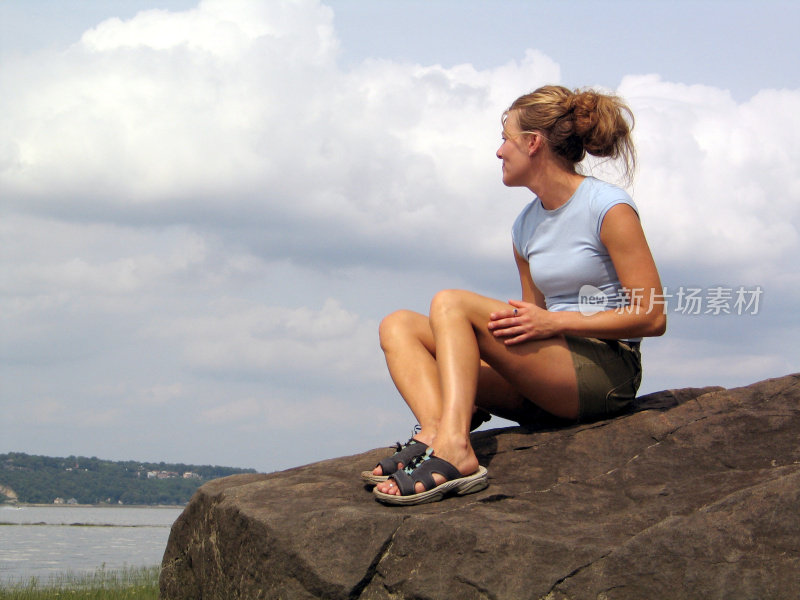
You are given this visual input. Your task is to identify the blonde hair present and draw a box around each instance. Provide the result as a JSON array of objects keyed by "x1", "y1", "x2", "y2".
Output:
[{"x1": 504, "y1": 85, "x2": 636, "y2": 183}]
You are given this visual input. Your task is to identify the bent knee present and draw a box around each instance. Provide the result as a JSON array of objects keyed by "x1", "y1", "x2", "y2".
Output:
[
  {"x1": 429, "y1": 289, "x2": 474, "y2": 319},
  {"x1": 379, "y1": 310, "x2": 426, "y2": 351}
]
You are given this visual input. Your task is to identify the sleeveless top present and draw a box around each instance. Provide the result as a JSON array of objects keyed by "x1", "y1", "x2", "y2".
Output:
[{"x1": 511, "y1": 176, "x2": 638, "y2": 317}]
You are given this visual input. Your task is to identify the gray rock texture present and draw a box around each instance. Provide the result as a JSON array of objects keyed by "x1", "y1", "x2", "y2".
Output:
[{"x1": 160, "y1": 373, "x2": 800, "y2": 600}]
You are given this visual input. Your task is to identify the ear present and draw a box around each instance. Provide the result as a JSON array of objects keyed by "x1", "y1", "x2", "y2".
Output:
[{"x1": 527, "y1": 132, "x2": 543, "y2": 157}]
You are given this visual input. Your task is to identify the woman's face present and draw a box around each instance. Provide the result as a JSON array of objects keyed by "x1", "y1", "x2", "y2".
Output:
[{"x1": 497, "y1": 111, "x2": 531, "y2": 187}]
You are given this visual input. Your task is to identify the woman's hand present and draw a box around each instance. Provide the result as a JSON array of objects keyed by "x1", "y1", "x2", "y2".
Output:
[{"x1": 488, "y1": 299, "x2": 560, "y2": 345}]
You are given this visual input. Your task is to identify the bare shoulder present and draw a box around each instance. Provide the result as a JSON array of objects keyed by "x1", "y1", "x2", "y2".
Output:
[{"x1": 600, "y1": 203, "x2": 646, "y2": 250}]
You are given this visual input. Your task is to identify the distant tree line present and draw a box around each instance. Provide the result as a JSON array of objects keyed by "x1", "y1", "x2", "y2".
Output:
[{"x1": 0, "y1": 452, "x2": 257, "y2": 505}]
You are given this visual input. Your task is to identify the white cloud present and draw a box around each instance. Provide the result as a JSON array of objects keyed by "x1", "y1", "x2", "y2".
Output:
[
  {"x1": 620, "y1": 75, "x2": 800, "y2": 283},
  {"x1": 0, "y1": 6, "x2": 559, "y2": 275},
  {"x1": 198, "y1": 397, "x2": 262, "y2": 424},
  {"x1": 137, "y1": 383, "x2": 185, "y2": 406},
  {"x1": 196, "y1": 392, "x2": 365, "y2": 430},
  {"x1": 79, "y1": 1, "x2": 337, "y2": 59},
  {"x1": 147, "y1": 297, "x2": 384, "y2": 382},
  {"x1": 3, "y1": 2, "x2": 338, "y2": 206},
  {"x1": 1, "y1": 0, "x2": 797, "y2": 471}
]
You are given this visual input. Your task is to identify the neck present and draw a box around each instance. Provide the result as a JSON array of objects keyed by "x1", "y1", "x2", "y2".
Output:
[{"x1": 527, "y1": 162, "x2": 584, "y2": 210}]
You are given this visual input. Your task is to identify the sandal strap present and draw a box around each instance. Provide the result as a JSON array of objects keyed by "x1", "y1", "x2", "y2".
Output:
[
  {"x1": 391, "y1": 450, "x2": 462, "y2": 496},
  {"x1": 390, "y1": 468, "x2": 417, "y2": 496},
  {"x1": 376, "y1": 438, "x2": 427, "y2": 476}
]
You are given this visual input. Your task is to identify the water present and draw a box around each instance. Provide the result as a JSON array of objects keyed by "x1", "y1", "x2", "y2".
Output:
[{"x1": 0, "y1": 505, "x2": 184, "y2": 583}]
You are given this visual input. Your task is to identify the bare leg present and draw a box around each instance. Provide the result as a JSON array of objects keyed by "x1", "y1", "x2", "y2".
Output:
[
  {"x1": 376, "y1": 310, "x2": 441, "y2": 452},
  {"x1": 378, "y1": 290, "x2": 579, "y2": 495},
  {"x1": 377, "y1": 308, "x2": 534, "y2": 428},
  {"x1": 374, "y1": 310, "x2": 518, "y2": 476},
  {"x1": 474, "y1": 364, "x2": 538, "y2": 424}
]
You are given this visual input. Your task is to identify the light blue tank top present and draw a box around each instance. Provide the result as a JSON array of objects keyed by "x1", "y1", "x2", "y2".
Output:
[{"x1": 512, "y1": 176, "x2": 638, "y2": 315}]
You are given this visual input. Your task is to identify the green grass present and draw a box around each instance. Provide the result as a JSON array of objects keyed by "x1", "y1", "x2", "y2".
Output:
[{"x1": 0, "y1": 565, "x2": 159, "y2": 600}]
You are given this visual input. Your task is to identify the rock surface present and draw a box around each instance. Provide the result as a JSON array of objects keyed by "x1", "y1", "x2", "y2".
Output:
[{"x1": 160, "y1": 374, "x2": 800, "y2": 600}]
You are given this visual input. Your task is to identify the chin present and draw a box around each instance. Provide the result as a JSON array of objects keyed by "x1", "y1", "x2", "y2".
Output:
[{"x1": 502, "y1": 175, "x2": 518, "y2": 187}]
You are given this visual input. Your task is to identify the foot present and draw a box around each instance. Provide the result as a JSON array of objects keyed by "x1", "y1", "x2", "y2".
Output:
[
  {"x1": 373, "y1": 448, "x2": 488, "y2": 505},
  {"x1": 370, "y1": 429, "x2": 436, "y2": 478},
  {"x1": 375, "y1": 436, "x2": 478, "y2": 496},
  {"x1": 369, "y1": 438, "x2": 425, "y2": 478},
  {"x1": 360, "y1": 430, "x2": 437, "y2": 485}
]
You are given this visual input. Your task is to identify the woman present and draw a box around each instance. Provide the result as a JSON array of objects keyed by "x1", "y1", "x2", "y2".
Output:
[{"x1": 365, "y1": 85, "x2": 666, "y2": 505}]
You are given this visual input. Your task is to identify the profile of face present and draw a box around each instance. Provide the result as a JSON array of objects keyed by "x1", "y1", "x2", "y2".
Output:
[{"x1": 496, "y1": 111, "x2": 532, "y2": 188}]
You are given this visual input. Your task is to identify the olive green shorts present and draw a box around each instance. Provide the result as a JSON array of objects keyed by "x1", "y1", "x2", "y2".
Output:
[{"x1": 565, "y1": 336, "x2": 642, "y2": 421}]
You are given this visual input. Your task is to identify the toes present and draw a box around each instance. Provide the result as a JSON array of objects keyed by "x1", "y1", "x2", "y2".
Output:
[
  {"x1": 382, "y1": 480, "x2": 400, "y2": 495},
  {"x1": 380, "y1": 471, "x2": 445, "y2": 496}
]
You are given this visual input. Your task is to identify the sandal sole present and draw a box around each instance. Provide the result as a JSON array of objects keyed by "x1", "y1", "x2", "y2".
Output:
[
  {"x1": 360, "y1": 471, "x2": 390, "y2": 485},
  {"x1": 373, "y1": 466, "x2": 489, "y2": 506}
]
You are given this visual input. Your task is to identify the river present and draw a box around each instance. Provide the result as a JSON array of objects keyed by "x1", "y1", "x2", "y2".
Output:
[{"x1": 0, "y1": 504, "x2": 184, "y2": 583}]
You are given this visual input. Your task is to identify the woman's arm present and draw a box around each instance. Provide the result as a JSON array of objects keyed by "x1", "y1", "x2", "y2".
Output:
[
  {"x1": 589, "y1": 202, "x2": 666, "y2": 337},
  {"x1": 490, "y1": 203, "x2": 666, "y2": 344},
  {"x1": 514, "y1": 246, "x2": 546, "y2": 308}
]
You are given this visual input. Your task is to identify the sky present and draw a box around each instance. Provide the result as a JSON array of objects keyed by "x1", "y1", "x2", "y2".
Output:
[{"x1": 1, "y1": 0, "x2": 798, "y2": 473}]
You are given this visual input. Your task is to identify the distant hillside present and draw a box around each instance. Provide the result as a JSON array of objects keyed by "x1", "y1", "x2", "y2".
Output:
[{"x1": 0, "y1": 452, "x2": 257, "y2": 505}]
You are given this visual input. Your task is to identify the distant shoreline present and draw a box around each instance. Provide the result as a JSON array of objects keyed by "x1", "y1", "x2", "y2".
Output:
[{"x1": 2, "y1": 452, "x2": 254, "y2": 505}]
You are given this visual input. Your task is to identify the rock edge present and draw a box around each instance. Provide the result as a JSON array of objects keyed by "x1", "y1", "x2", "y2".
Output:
[{"x1": 160, "y1": 373, "x2": 800, "y2": 600}]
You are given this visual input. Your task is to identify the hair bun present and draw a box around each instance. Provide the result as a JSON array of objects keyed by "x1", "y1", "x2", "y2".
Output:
[
  {"x1": 569, "y1": 91, "x2": 600, "y2": 138},
  {"x1": 569, "y1": 89, "x2": 633, "y2": 160},
  {"x1": 506, "y1": 85, "x2": 636, "y2": 183}
]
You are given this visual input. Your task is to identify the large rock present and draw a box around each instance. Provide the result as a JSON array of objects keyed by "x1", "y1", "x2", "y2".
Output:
[{"x1": 160, "y1": 374, "x2": 800, "y2": 600}]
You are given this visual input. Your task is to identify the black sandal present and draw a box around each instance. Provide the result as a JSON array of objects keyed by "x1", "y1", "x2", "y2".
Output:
[
  {"x1": 361, "y1": 437, "x2": 428, "y2": 485},
  {"x1": 373, "y1": 449, "x2": 489, "y2": 505}
]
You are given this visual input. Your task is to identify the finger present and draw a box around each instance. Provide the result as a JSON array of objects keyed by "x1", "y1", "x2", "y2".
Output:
[
  {"x1": 490, "y1": 319, "x2": 520, "y2": 335},
  {"x1": 504, "y1": 333, "x2": 529, "y2": 346},
  {"x1": 489, "y1": 309, "x2": 516, "y2": 321},
  {"x1": 488, "y1": 316, "x2": 515, "y2": 330},
  {"x1": 495, "y1": 324, "x2": 532, "y2": 340}
]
